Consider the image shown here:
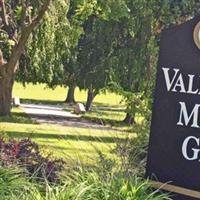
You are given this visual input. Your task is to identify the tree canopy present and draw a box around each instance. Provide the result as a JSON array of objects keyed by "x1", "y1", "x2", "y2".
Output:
[
  {"x1": 1, "y1": 0, "x2": 200, "y2": 116},
  {"x1": 0, "y1": 0, "x2": 52, "y2": 115}
]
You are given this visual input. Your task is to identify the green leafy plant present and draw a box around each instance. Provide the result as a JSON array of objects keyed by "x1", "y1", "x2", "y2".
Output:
[{"x1": 0, "y1": 138, "x2": 64, "y2": 183}]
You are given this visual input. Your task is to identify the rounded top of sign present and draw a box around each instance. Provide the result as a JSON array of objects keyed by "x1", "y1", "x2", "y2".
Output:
[{"x1": 193, "y1": 21, "x2": 200, "y2": 49}]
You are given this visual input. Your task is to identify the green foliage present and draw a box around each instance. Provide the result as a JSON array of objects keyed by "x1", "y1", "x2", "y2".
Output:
[
  {"x1": 123, "y1": 92, "x2": 150, "y2": 122},
  {"x1": 75, "y1": 0, "x2": 131, "y2": 94},
  {"x1": 55, "y1": 170, "x2": 169, "y2": 200},
  {"x1": 116, "y1": 115, "x2": 151, "y2": 176},
  {"x1": 18, "y1": 0, "x2": 72, "y2": 86},
  {"x1": 0, "y1": 165, "x2": 170, "y2": 200},
  {"x1": 15, "y1": 0, "x2": 200, "y2": 113},
  {"x1": 73, "y1": 0, "x2": 130, "y2": 22},
  {"x1": 77, "y1": 18, "x2": 112, "y2": 92},
  {"x1": 107, "y1": 0, "x2": 200, "y2": 119},
  {"x1": 0, "y1": 32, "x2": 13, "y2": 61},
  {"x1": 0, "y1": 167, "x2": 32, "y2": 200}
]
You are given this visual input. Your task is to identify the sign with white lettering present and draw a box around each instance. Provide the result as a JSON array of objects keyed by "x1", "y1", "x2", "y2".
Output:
[{"x1": 146, "y1": 15, "x2": 200, "y2": 200}]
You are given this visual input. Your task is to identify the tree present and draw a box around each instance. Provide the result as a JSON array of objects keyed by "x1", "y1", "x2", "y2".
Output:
[
  {"x1": 106, "y1": 0, "x2": 156, "y2": 123},
  {"x1": 0, "y1": 0, "x2": 51, "y2": 116},
  {"x1": 17, "y1": 0, "x2": 88, "y2": 104},
  {"x1": 15, "y1": 0, "x2": 130, "y2": 109},
  {"x1": 76, "y1": 0, "x2": 130, "y2": 111},
  {"x1": 108, "y1": 0, "x2": 200, "y2": 124},
  {"x1": 13, "y1": 0, "x2": 200, "y2": 117},
  {"x1": 17, "y1": 0, "x2": 71, "y2": 85},
  {"x1": 63, "y1": 52, "x2": 79, "y2": 104},
  {"x1": 77, "y1": 16, "x2": 111, "y2": 111}
]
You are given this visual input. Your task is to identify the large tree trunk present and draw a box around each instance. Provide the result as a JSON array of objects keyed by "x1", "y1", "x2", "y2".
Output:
[
  {"x1": 0, "y1": 0, "x2": 51, "y2": 116},
  {"x1": 123, "y1": 113, "x2": 134, "y2": 125},
  {"x1": 65, "y1": 84, "x2": 76, "y2": 104},
  {"x1": 0, "y1": 74, "x2": 14, "y2": 116},
  {"x1": 85, "y1": 88, "x2": 97, "y2": 111}
]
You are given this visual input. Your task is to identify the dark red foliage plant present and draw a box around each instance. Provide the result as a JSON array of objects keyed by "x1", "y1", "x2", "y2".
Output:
[{"x1": 0, "y1": 138, "x2": 64, "y2": 183}]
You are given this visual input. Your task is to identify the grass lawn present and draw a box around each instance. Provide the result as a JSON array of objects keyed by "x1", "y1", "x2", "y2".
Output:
[
  {"x1": 0, "y1": 109, "x2": 134, "y2": 162},
  {"x1": 0, "y1": 113, "x2": 131, "y2": 160},
  {"x1": 13, "y1": 82, "x2": 123, "y2": 107},
  {"x1": 0, "y1": 83, "x2": 134, "y2": 163}
]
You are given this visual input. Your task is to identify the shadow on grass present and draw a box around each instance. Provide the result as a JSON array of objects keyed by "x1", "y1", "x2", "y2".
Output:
[
  {"x1": 90, "y1": 101, "x2": 124, "y2": 109},
  {"x1": 0, "y1": 99, "x2": 128, "y2": 131},
  {"x1": 82, "y1": 115, "x2": 116, "y2": 125},
  {"x1": 0, "y1": 112, "x2": 37, "y2": 124},
  {"x1": 21, "y1": 113, "x2": 129, "y2": 132},
  {"x1": 81, "y1": 115, "x2": 129, "y2": 128},
  {"x1": 79, "y1": 101, "x2": 125, "y2": 112},
  {"x1": 25, "y1": 111, "x2": 128, "y2": 131},
  {"x1": 40, "y1": 145, "x2": 98, "y2": 153},
  {"x1": 21, "y1": 98, "x2": 125, "y2": 111},
  {"x1": 21, "y1": 98, "x2": 64, "y2": 105},
  {"x1": 4, "y1": 131, "x2": 127, "y2": 144}
]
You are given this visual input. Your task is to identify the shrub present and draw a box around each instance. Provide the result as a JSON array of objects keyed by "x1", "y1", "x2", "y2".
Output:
[
  {"x1": 0, "y1": 166, "x2": 171, "y2": 200},
  {"x1": 115, "y1": 115, "x2": 151, "y2": 175},
  {"x1": 0, "y1": 167, "x2": 32, "y2": 200},
  {"x1": 41, "y1": 169, "x2": 171, "y2": 200},
  {"x1": 0, "y1": 138, "x2": 64, "y2": 182},
  {"x1": 0, "y1": 139, "x2": 170, "y2": 200}
]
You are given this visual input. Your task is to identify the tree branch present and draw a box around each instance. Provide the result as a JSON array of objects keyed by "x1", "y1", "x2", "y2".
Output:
[
  {"x1": 0, "y1": 0, "x2": 9, "y2": 27},
  {"x1": 7, "y1": 0, "x2": 51, "y2": 74},
  {"x1": 29, "y1": 0, "x2": 51, "y2": 30},
  {"x1": 20, "y1": 0, "x2": 28, "y2": 30}
]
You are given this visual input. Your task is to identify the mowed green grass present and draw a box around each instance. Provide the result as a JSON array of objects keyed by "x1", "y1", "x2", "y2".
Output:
[
  {"x1": 0, "y1": 83, "x2": 133, "y2": 162},
  {"x1": 1, "y1": 112, "x2": 132, "y2": 161},
  {"x1": 13, "y1": 82, "x2": 123, "y2": 107}
]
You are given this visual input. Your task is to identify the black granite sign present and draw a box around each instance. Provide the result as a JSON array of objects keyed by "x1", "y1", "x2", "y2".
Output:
[{"x1": 146, "y1": 15, "x2": 200, "y2": 200}]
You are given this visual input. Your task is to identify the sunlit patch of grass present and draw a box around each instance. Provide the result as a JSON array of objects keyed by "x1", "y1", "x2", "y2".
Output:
[
  {"x1": 0, "y1": 109, "x2": 136, "y2": 162},
  {"x1": 13, "y1": 82, "x2": 123, "y2": 107},
  {"x1": 10, "y1": 83, "x2": 136, "y2": 163},
  {"x1": 0, "y1": 107, "x2": 36, "y2": 124}
]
